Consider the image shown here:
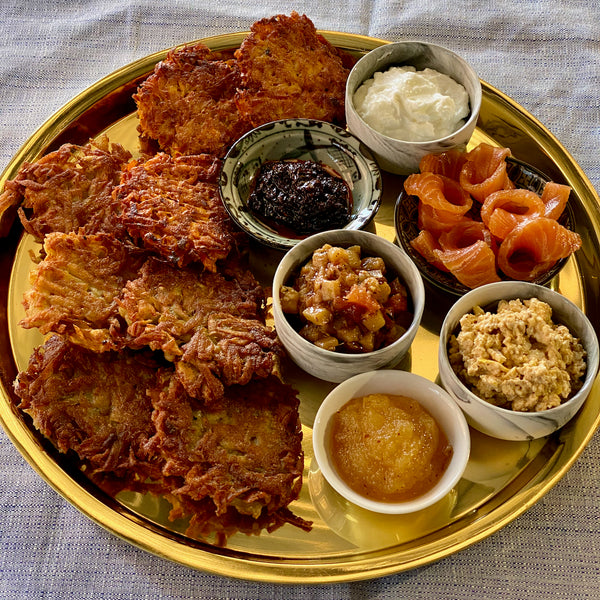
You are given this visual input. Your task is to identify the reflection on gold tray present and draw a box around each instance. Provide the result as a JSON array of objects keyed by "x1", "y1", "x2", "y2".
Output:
[{"x1": 1, "y1": 31, "x2": 600, "y2": 584}]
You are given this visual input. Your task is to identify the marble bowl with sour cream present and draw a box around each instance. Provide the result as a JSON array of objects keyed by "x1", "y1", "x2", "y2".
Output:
[
  {"x1": 438, "y1": 281, "x2": 600, "y2": 440},
  {"x1": 345, "y1": 41, "x2": 482, "y2": 174}
]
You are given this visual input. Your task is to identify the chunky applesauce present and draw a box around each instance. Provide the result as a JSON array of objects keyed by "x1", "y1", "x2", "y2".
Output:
[
  {"x1": 329, "y1": 393, "x2": 453, "y2": 502},
  {"x1": 280, "y1": 243, "x2": 413, "y2": 353}
]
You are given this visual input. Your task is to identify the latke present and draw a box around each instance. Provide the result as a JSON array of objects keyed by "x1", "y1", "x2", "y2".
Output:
[
  {"x1": 134, "y1": 43, "x2": 252, "y2": 158},
  {"x1": 234, "y1": 12, "x2": 351, "y2": 127},
  {"x1": 0, "y1": 136, "x2": 131, "y2": 239},
  {"x1": 114, "y1": 152, "x2": 239, "y2": 270}
]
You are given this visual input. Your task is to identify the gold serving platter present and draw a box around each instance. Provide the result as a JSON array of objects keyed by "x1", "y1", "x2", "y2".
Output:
[{"x1": 1, "y1": 31, "x2": 600, "y2": 584}]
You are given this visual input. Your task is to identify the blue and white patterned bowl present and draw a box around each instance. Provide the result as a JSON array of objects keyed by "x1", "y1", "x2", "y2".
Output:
[
  {"x1": 346, "y1": 41, "x2": 482, "y2": 175},
  {"x1": 219, "y1": 119, "x2": 382, "y2": 251},
  {"x1": 438, "y1": 281, "x2": 599, "y2": 440}
]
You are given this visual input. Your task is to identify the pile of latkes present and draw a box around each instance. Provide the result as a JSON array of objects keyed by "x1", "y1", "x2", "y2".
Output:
[{"x1": 0, "y1": 12, "x2": 355, "y2": 546}]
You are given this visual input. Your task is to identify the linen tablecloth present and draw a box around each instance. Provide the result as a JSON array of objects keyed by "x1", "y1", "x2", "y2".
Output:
[{"x1": 1, "y1": 1, "x2": 599, "y2": 598}]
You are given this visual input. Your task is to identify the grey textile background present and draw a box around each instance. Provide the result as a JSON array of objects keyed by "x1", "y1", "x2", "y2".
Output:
[{"x1": 1, "y1": 1, "x2": 599, "y2": 599}]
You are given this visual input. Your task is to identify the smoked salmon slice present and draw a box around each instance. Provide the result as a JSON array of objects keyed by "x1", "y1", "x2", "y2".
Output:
[
  {"x1": 433, "y1": 241, "x2": 501, "y2": 288},
  {"x1": 459, "y1": 143, "x2": 512, "y2": 202},
  {"x1": 419, "y1": 148, "x2": 467, "y2": 180},
  {"x1": 541, "y1": 181, "x2": 571, "y2": 220},
  {"x1": 404, "y1": 172, "x2": 472, "y2": 215},
  {"x1": 410, "y1": 229, "x2": 448, "y2": 271},
  {"x1": 480, "y1": 189, "x2": 546, "y2": 239},
  {"x1": 438, "y1": 221, "x2": 496, "y2": 252},
  {"x1": 497, "y1": 217, "x2": 582, "y2": 280},
  {"x1": 417, "y1": 201, "x2": 472, "y2": 236}
]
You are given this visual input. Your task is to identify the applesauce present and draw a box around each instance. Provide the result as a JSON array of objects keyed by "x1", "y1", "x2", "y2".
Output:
[{"x1": 329, "y1": 393, "x2": 453, "y2": 502}]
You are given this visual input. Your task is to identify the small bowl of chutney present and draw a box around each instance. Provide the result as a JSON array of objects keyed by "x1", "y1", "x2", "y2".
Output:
[
  {"x1": 219, "y1": 118, "x2": 383, "y2": 251},
  {"x1": 312, "y1": 369, "x2": 470, "y2": 514}
]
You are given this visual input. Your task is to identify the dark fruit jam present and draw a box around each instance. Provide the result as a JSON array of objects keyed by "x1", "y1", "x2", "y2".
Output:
[{"x1": 247, "y1": 159, "x2": 353, "y2": 235}]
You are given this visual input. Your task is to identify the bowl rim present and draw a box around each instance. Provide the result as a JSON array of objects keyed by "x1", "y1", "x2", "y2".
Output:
[
  {"x1": 345, "y1": 39, "x2": 483, "y2": 146},
  {"x1": 272, "y1": 228, "x2": 426, "y2": 359},
  {"x1": 218, "y1": 118, "x2": 383, "y2": 250},
  {"x1": 312, "y1": 370, "x2": 471, "y2": 514},
  {"x1": 438, "y1": 281, "x2": 600, "y2": 418}
]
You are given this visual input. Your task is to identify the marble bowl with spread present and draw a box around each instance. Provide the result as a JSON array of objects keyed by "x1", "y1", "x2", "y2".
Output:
[
  {"x1": 218, "y1": 118, "x2": 382, "y2": 251},
  {"x1": 312, "y1": 370, "x2": 471, "y2": 514},
  {"x1": 272, "y1": 229, "x2": 425, "y2": 383},
  {"x1": 345, "y1": 41, "x2": 482, "y2": 174},
  {"x1": 438, "y1": 281, "x2": 599, "y2": 440}
]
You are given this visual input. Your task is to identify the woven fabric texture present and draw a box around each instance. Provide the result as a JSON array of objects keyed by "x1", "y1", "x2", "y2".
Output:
[{"x1": 1, "y1": 2, "x2": 599, "y2": 599}]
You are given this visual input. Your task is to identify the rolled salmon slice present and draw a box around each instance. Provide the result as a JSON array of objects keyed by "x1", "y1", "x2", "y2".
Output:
[
  {"x1": 541, "y1": 181, "x2": 571, "y2": 220},
  {"x1": 497, "y1": 217, "x2": 582, "y2": 280},
  {"x1": 459, "y1": 143, "x2": 512, "y2": 203},
  {"x1": 417, "y1": 201, "x2": 472, "y2": 236},
  {"x1": 480, "y1": 188, "x2": 546, "y2": 239},
  {"x1": 410, "y1": 229, "x2": 448, "y2": 271},
  {"x1": 438, "y1": 220, "x2": 496, "y2": 252},
  {"x1": 404, "y1": 172, "x2": 473, "y2": 216},
  {"x1": 434, "y1": 241, "x2": 501, "y2": 288},
  {"x1": 419, "y1": 148, "x2": 468, "y2": 180}
]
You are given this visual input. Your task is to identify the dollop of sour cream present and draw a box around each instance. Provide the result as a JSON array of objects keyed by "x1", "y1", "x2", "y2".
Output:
[{"x1": 353, "y1": 66, "x2": 470, "y2": 142}]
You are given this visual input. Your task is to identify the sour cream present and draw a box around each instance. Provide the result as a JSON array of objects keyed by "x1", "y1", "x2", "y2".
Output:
[{"x1": 353, "y1": 66, "x2": 470, "y2": 142}]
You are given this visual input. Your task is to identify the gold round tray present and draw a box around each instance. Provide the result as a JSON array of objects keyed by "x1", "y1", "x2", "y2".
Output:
[{"x1": 1, "y1": 31, "x2": 600, "y2": 584}]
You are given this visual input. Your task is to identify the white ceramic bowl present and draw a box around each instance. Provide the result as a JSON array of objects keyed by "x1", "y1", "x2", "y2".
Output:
[
  {"x1": 312, "y1": 370, "x2": 471, "y2": 514},
  {"x1": 219, "y1": 118, "x2": 382, "y2": 250},
  {"x1": 272, "y1": 229, "x2": 425, "y2": 383},
  {"x1": 438, "y1": 281, "x2": 599, "y2": 440},
  {"x1": 345, "y1": 41, "x2": 482, "y2": 175}
]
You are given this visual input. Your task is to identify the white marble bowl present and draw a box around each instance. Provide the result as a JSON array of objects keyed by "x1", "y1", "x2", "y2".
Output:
[
  {"x1": 312, "y1": 370, "x2": 471, "y2": 514},
  {"x1": 219, "y1": 118, "x2": 382, "y2": 250},
  {"x1": 272, "y1": 229, "x2": 425, "y2": 383},
  {"x1": 438, "y1": 281, "x2": 599, "y2": 440},
  {"x1": 345, "y1": 41, "x2": 482, "y2": 174}
]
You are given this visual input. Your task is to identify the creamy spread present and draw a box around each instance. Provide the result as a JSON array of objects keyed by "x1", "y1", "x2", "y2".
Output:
[
  {"x1": 448, "y1": 298, "x2": 587, "y2": 412},
  {"x1": 353, "y1": 66, "x2": 470, "y2": 142}
]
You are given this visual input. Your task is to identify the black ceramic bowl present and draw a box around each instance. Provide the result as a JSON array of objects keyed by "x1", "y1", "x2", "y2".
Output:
[{"x1": 394, "y1": 157, "x2": 575, "y2": 296}]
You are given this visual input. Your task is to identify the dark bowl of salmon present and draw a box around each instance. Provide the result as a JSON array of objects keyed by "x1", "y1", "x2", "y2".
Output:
[
  {"x1": 219, "y1": 118, "x2": 383, "y2": 251},
  {"x1": 394, "y1": 148, "x2": 580, "y2": 296}
]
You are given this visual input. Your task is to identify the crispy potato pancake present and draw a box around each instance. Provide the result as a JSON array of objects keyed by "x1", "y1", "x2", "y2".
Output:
[
  {"x1": 118, "y1": 256, "x2": 283, "y2": 402},
  {"x1": 0, "y1": 136, "x2": 131, "y2": 239},
  {"x1": 20, "y1": 232, "x2": 144, "y2": 352},
  {"x1": 14, "y1": 335, "x2": 165, "y2": 482},
  {"x1": 134, "y1": 43, "x2": 252, "y2": 157},
  {"x1": 148, "y1": 375, "x2": 309, "y2": 544},
  {"x1": 14, "y1": 336, "x2": 309, "y2": 545},
  {"x1": 165, "y1": 495, "x2": 310, "y2": 546},
  {"x1": 176, "y1": 312, "x2": 283, "y2": 404},
  {"x1": 114, "y1": 153, "x2": 239, "y2": 270},
  {"x1": 234, "y1": 12, "x2": 351, "y2": 127},
  {"x1": 118, "y1": 256, "x2": 267, "y2": 357}
]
